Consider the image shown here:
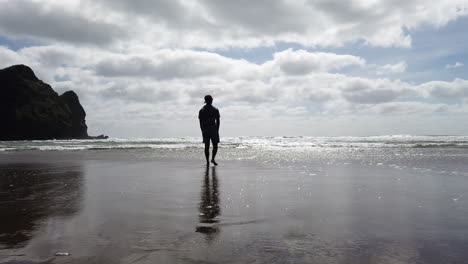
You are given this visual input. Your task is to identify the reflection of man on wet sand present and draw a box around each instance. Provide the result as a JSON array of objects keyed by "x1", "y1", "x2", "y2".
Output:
[
  {"x1": 198, "y1": 95, "x2": 220, "y2": 166},
  {"x1": 196, "y1": 166, "x2": 220, "y2": 239}
]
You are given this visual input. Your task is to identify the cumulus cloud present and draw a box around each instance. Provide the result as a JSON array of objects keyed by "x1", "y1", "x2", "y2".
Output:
[
  {"x1": 376, "y1": 61, "x2": 408, "y2": 75},
  {"x1": 0, "y1": 0, "x2": 125, "y2": 46},
  {"x1": 197, "y1": 0, "x2": 467, "y2": 48},
  {"x1": 93, "y1": 50, "x2": 261, "y2": 81},
  {"x1": 361, "y1": 102, "x2": 449, "y2": 115},
  {"x1": 445, "y1": 62, "x2": 464, "y2": 69},
  {"x1": 340, "y1": 77, "x2": 414, "y2": 104},
  {"x1": 0, "y1": 46, "x2": 22, "y2": 67},
  {"x1": 273, "y1": 49, "x2": 365, "y2": 75},
  {"x1": 420, "y1": 78, "x2": 468, "y2": 99},
  {"x1": 1, "y1": 0, "x2": 467, "y2": 49},
  {"x1": 89, "y1": 48, "x2": 366, "y2": 85}
]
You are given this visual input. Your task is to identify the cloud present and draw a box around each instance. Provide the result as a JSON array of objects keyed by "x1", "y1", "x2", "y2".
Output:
[
  {"x1": 0, "y1": 46, "x2": 22, "y2": 67},
  {"x1": 93, "y1": 0, "x2": 208, "y2": 29},
  {"x1": 340, "y1": 77, "x2": 414, "y2": 104},
  {"x1": 201, "y1": 0, "x2": 310, "y2": 35},
  {"x1": 100, "y1": 82, "x2": 179, "y2": 103},
  {"x1": 273, "y1": 49, "x2": 365, "y2": 75},
  {"x1": 420, "y1": 78, "x2": 468, "y2": 99},
  {"x1": 376, "y1": 61, "x2": 407, "y2": 75},
  {"x1": 445, "y1": 62, "x2": 464, "y2": 69},
  {"x1": 91, "y1": 48, "x2": 365, "y2": 85},
  {"x1": 1, "y1": 0, "x2": 467, "y2": 49},
  {"x1": 0, "y1": 0, "x2": 126, "y2": 46},
  {"x1": 197, "y1": 0, "x2": 468, "y2": 48},
  {"x1": 93, "y1": 50, "x2": 261, "y2": 81},
  {"x1": 361, "y1": 102, "x2": 449, "y2": 115}
]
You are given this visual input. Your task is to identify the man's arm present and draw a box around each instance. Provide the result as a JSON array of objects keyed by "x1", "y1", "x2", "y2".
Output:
[
  {"x1": 198, "y1": 110, "x2": 203, "y2": 132},
  {"x1": 216, "y1": 109, "x2": 220, "y2": 131}
]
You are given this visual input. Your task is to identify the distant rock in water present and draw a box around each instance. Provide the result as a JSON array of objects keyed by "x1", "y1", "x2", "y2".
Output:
[{"x1": 0, "y1": 64, "x2": 107, "y2": 140}]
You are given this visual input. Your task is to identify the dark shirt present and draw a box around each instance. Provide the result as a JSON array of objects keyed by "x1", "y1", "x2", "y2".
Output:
[{"x1": 199, "y1": 105, "x2": 220, "y2": 130}]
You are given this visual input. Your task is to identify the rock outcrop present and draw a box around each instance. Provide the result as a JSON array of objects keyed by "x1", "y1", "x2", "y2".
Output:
[{"x1": 0, "y1": 64, "x2": 105, "y2": 140}]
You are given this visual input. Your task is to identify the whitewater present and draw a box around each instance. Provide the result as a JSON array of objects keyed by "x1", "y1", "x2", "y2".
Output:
[{"x1": 1, "y1": 135, "x2": 468, "y2": 152}]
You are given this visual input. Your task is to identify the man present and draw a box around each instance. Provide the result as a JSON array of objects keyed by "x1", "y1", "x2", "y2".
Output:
[{"x1": 199, "y1": 95, "x2": 220, "y2": 166}]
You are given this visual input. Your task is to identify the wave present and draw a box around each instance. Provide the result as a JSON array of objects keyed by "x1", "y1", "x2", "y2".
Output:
[
  {"x1": 411, "y1": 143, "x2": 463, "y2": 148},
  {"x1": 1, "y1": 136, "x2": 468, "y2": 152}
]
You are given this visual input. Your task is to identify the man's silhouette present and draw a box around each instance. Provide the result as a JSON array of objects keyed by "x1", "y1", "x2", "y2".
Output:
[{"x1": 199, "y1": 95, "x2": 220, "y2": 166}]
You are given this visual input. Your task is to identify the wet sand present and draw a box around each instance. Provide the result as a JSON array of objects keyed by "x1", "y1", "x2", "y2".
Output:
[{"x1": 1, "y1": 150, "x2": 468, "y2": 263}]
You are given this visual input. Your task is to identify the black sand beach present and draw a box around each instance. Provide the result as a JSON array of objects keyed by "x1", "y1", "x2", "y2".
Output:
[{"x1": 1, "y1": 147, "x2": 468, "y2": 263}]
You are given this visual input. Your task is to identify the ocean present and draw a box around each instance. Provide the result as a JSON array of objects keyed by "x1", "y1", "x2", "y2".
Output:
[
  {"x1": 2, "y1": 135, "x2": 468, "y2": 152},
  {"x1": 2, "y1": 135, "x2": 468, "y2": 177}
]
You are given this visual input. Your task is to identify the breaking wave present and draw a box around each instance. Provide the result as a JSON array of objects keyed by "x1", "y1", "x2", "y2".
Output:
[{"x1": 1, "y1": 135, "x2": 468, "y2": 152}]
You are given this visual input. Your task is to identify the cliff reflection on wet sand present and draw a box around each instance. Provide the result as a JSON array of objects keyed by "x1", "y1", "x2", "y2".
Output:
[
  {"x1": 0, "y1": 163, "x2": 84, "y2": 248},
  {"x1": 196, "y1": 166, "x2": 220, "y2": 239}
]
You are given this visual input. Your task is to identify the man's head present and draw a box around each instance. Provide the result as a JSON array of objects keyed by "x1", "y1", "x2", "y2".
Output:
[{"x1": 204, "y1": 95, "x2": 213, "y2": 105}]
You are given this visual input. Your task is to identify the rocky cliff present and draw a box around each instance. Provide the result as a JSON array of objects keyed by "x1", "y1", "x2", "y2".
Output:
[{"x1": 0, "y1": 64, "x2": 100, "y2": 140}]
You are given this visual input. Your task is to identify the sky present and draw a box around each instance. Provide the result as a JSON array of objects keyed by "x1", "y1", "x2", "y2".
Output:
[{"x1": 1, "y1": 0, "x2": 468, "y2": 137}]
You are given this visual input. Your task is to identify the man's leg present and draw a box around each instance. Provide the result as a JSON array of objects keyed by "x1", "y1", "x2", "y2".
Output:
[
  {"x1": 204, "y1": 141, "x2": 210, "y2": 166},
  {"x1": 211, "y1": 142, "x2": 218, "y2": 166}
]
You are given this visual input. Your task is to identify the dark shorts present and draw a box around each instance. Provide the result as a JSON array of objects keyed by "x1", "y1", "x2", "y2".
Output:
[{"x1": 202, "y1": 127, "x2": 219, "y2": 144}]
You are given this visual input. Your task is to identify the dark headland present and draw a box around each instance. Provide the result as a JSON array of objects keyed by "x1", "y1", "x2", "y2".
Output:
[{"x1": 0, "y1": 64, "x2": 107, "y2": 140}]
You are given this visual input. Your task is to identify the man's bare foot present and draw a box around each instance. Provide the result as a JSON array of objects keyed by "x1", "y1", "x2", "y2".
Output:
[{"x1": 211, "y1": 159, "x2": 218, "y2": 166}]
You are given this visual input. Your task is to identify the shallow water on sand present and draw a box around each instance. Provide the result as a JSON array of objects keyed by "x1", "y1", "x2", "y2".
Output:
[{"x1": 1, "y1": 148, "x2": 468, "y2": 263}]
